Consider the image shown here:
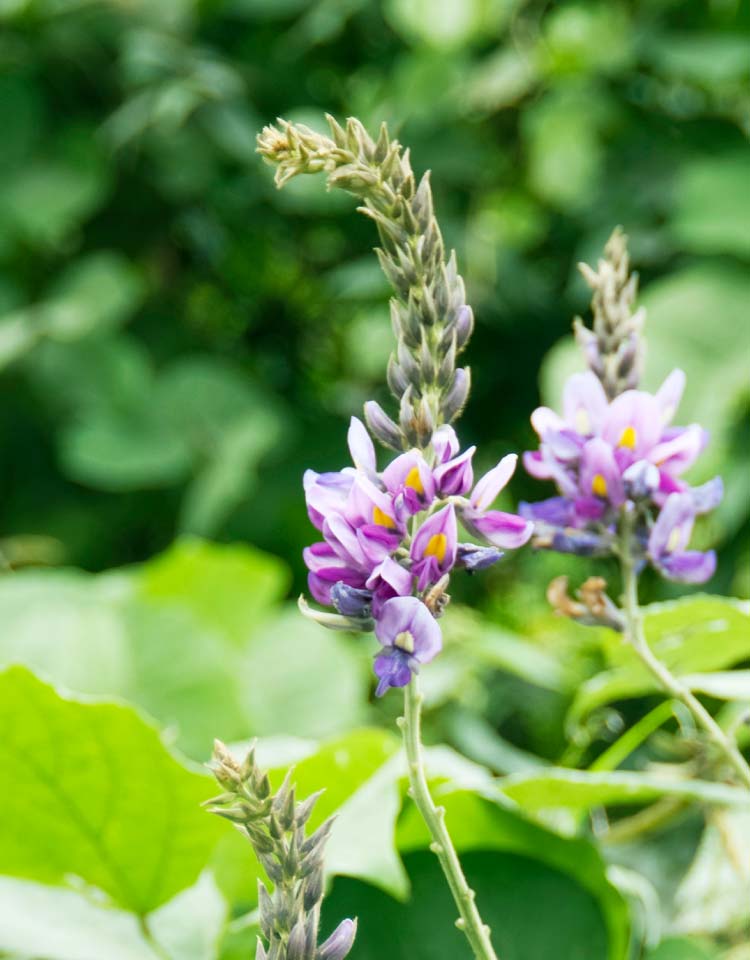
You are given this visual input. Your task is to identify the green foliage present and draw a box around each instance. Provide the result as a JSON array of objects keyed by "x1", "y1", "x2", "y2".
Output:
[
  {"x1": 0, "y1": 666, "x2": 223, "y2": 915},
  {"x1": 0, "y1": 1, "x2": 748, "y2": 957}
]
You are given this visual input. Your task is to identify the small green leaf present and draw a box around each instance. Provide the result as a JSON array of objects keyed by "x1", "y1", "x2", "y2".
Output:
[
  {"x1": 570, "y1": 596, "x2": 750, "y2": 722},
  {"x1": 0, "y1": 666, "x2": 223, "y2": 914},
  {"x1": 139, "y1": 537, "x2": 290, "y2": 646},
  {"x1": 498, "y1": 768, "x2": 750, "y2": 811}
]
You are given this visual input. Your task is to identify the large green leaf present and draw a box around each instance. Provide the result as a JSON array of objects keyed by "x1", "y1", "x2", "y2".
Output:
[
  {"x1": 670, "y1": 153, "x2": 750, "y2": 259},
  {"x1": 569, "y1": 596, "x2": 750, "y2": 723},
  {"x1": 498, "y1": 768, "x2": 750, "y2": 811},
  {"x1": 0, "y1": 873, "x2": 227, "y2": 960},
  {"x1": 138, "y1": 537, "x2": 290, "y2": 646},
  {"x1": 0, "y1": 667, "x2": 223, "y2": 914}
]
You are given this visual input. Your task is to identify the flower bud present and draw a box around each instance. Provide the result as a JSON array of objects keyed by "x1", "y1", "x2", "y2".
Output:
[
  {"x1": 317, "y1": 919, "x2": 357, "y2": 960},
  {"x1": 364, "y1": 400, "x2": 403, "y2": 450},
  {"x1": 456, "y1": 544, "x2": 503, "y2": 571},
  {"x1": 331, "y1": 582, "x2": 373, "y2": 618},
  {"x1": 441, "y1": 367, "x2": 470, "y2": 422}
]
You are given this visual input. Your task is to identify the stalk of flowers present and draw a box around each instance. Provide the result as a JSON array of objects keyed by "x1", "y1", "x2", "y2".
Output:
[
  {"x1": 522, "y1": 229, "x2": 750, "y2": 790},
  {"x1": 300, "y1": 416, "x2": 532, "y2": 695},
  {"x1": 257, "y1": 115, "x2": 472, "y2": 449},
  {"x1": 259, "y1": 116, "x2": 532, "y2": 960},
  {"x1": 206, "y1": 740, "x2": 356, "y2": 960}
]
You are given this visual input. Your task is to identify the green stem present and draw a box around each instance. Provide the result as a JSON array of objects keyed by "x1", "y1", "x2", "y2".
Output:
[
  {"x1": 619, "y1": 512, "x2": 750, "y2": 791},
  {"x1": 401, "y1": 678, "x2": 499, "y2": 960}
]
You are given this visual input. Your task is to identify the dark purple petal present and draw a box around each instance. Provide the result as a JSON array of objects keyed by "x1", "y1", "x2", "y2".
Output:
[
  {"x1": 657, "y1": 549, "x2": 716, "y2": 584},
  {"x1": 434, "y1": 446, "x2": 475, "y2": 497},
  {"x1": 456, "y1": 544, "x2": 503, "y2": 571},
  {"x1": 331, "y1": 582, "x2": 373, "y2": 617},
  {"x1": 519, "y1": 497, "x2": 576, "y2": 527},
  {"x1": 550, "y1": 529, "x2": 611, "y2": 557},
  {"x1": 374, "y1": 648, "x2": 414, "y2": 695}
]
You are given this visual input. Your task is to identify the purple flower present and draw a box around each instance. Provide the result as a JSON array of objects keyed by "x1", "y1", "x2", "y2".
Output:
[
  {"x1": 434, "y1": 445, "x2": 475, "y2": 497},
  {"x1": 318, "y1": 919, "x2": 357, "y2": 960},
  {"x1": 366, "y1": 555, "x2": 413, "y2": 616},
  {"x1": 648, "y1": 493, "x2": 716, "y2": 584},
  {"x1": 410, "y1": 504, "x2": 458, "y2": 591},
  {"x1": 461, "y1": 454, "x2": 533, "y2": 549},
  {"x1": 456, "y1": 543, "x2": 503, "y2": 571},
  {"x1": 432, "y1": 425, "x2": 460, "y2": 463},
  {"x1": 381, "y1": 450, "x2": 436, "y2": 516},
  {"x1": 373, "y1": 597, "x2": 442, "y2": 696}
]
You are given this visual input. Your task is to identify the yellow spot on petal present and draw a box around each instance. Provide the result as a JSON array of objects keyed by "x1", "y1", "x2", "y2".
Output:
[
  {"x1": 405, "y1": 465, "x2": 424, "y2": 495},
  {"x1": 424, "y1": 533, "x2": 448, "y2": 563},
  {"x1": 395, "y1": 630, "x2": 415, "y2": 653},
  {"x1": 618, "y1": 425, "x2": 637, "y2": 450},
  {"x1": 592, "y1": 473, "x2": 608, "y2": 498},
  {"x1": 667, "y1": 527, "x2": 682, "y2": 553},
  {"x1": 575, "y1": 407, "x2": 591, "y2": 435},
  {"x1": 373, "y1": 506, "x2": 396, "y2": 529}
]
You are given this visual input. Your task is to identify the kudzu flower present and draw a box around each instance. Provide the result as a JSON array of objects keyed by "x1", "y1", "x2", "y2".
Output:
[
  {"x1": 301, "y1": 417, "x2": 532, "y2": 693},
  {"x1": 522, "y1": 225, "x2": 721, "y2": 588},
  {"x1": 647, "y1": 492, "x2": 717, "y2": 584},
  {"x1": 522, "y1": 370, "x2": 720, "y2": 582},
  {"x1": 373, "y1": 596, "x2": 442, "y2": 695}
]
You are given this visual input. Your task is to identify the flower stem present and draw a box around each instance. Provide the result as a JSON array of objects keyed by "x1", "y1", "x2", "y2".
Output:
[
  {"x1": 620, "y1": 514, "x2": 750, "y2": 790},
  {"x1": 401, "y1": 678, "x2": 499, "y2": 960}
]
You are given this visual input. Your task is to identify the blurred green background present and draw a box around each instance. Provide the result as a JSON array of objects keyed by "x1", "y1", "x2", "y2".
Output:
[{"x1": 1, "y1": 1, "x2": 750, "y2": 958}]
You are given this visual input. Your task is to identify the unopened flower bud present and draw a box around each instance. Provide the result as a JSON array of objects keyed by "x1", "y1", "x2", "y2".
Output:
[
  {"x1": 317, "y1": 919, "x2": 357, "y2": 960},
  {"x1": 456, "y1": 544, "x2": 503, "y2": 571},
  {"x1": 364, "y1": 400, "x2": 403, "y2": 450},
  {"x1": 441, "y1": 367, "x2": 470, "y2": 421}
]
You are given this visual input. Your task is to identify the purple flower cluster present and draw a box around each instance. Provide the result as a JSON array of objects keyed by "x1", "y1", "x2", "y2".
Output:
[
  {"x1": 522, "y1": 370, "x2": 722, "y2": 583},
  {"x1": 303, "y1": 419, "x2": 532, "y2": 694}
]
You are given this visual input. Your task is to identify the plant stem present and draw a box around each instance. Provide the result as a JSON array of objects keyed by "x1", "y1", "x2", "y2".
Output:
[
  {"x1": 619, "y1": 513, "x2": 750, "y2": 791},
  {"x1": 401, "y1": 678, "x2": 499, "y2": 960}
]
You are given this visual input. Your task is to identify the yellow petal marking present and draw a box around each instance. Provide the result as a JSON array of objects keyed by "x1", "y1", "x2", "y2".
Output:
[
  {"x1": 373, "y1": 506, "x2": 396, "y2": 529},
  {"x1": 575, "y1": 408, "x2": 591, "y2": 435},
  {"x1": 405, "y1": 465, "x2": 424, "y2": 495},
  {"x1": 592, "y1": 473, "x2": 608, "y2": 498},
  {"x1": 618, "y1": 425, "x2": 637, "y2": 450},
  {"x1": 395, "y1": 630, "x2": 415, "y2": 653},
  {"x1": 424, "y1": 532, "x2": 448, "y2": 563},
  {"x1": 667, "y1": 527, "x2": 682, "y2": 553}
]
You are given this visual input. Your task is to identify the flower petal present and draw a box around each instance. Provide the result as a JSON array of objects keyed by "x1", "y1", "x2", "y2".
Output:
[{"x1": 470, "y1": 454, "x2": 518, "y2": 511}]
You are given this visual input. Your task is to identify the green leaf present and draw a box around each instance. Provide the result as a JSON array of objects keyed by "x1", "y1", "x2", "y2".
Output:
[
  {"x1": 681, "y1": 671, "x2": 750, "y2": 702},
  {"x1": 139, "y1": 537, "x2": 290, "y2": 646},
  {"x1": 0, "y1": 666, "x2": 223, "y2": 914},
  {"x1": 498, "y1": 768, "x2": 750, "y2": 811},
  {"x1": 672, "y1": 810, "x2": 750, "y2": 937},
  {"x1": 670, "y1": 153, "x2": 750, "y2": 259},
  {"x1": 645, "y1": 938, "x2": 720, "y2": 960},
  {"x1": 393, "y1": 790, "x2": 629, "y2": 960},
  {"x1": 240, "y1": 610, "x2": 370, "y2": 739},
  {"x1": 569, "y1": 596, "x2": 750, "y2": 723},
  {"x1": 0, "y1": 873, "x2": 227, "y2": 960}
]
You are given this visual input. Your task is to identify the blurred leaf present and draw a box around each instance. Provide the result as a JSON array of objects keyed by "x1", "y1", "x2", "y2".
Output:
[
  {"x1": 0, "y1": 873, "x2": 226, "y2": 960},
  {"x1": 542, "y1": 3, "x2": 632, "y2": 76},
  {"x1": 465, "y1": 46, "x2": 538, "y2": 112},
  {"x1": 60, "y1": 404, "x2": 192, "y2": 490},
  {"x1": 645, "y1": 939, "x2": 719, "y2": 960},
  {"x1": 672, "y1": 810, "x2": 750, "y2": 937},
  {"x1": 671, "y1": 153, "x2": 750, "y2": 259},
  {"x1": 680, "y1": 671, "x2": 750, "y2": 701},
  {"x1": 240, "y1": 610, "x2": 369, "y2": 739},
  {"x1": 383, "y1": 0, "x2": 518, "y2": 49},
  {"x1": 42, "y1": 253, "x2": 146, "y2": 340},
  {"x1": 0, "y1": 133, "x2": 108, "y2": 248},
  {"x1": 139, "y1": 537, "x2": 289, "y2": 645},
  {"x1": 498, "y1": 768, "x2": 750, "y2": 811},
  {"x1": 569, "y1": 596, "x2": 750, "y2": 722},
  {"x1": 644, "y1": 33, "x2": 750, "y2": 88},
  {"x1": 0, "y1": 666, "x2": 222, "y2": 914}
]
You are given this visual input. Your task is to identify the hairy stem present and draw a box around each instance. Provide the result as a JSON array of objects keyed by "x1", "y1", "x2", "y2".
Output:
[
  {"x1": 400, "y1": 678, "x2": 499, "y2": 960},
  {"x1": 620, "y1": 514, "x2": 750, "y2": 790}
]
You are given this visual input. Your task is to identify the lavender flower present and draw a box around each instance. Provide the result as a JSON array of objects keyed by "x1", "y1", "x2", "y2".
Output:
[
  {"x1": 373, "y1": 596, "x2": 442, "y2": 695},
  {"x1": 300, "y1": 418, "x2": 530, "y2": 693},
  {"x1": 523, "y1": 230, "x2": 720, "y2": 586}
]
